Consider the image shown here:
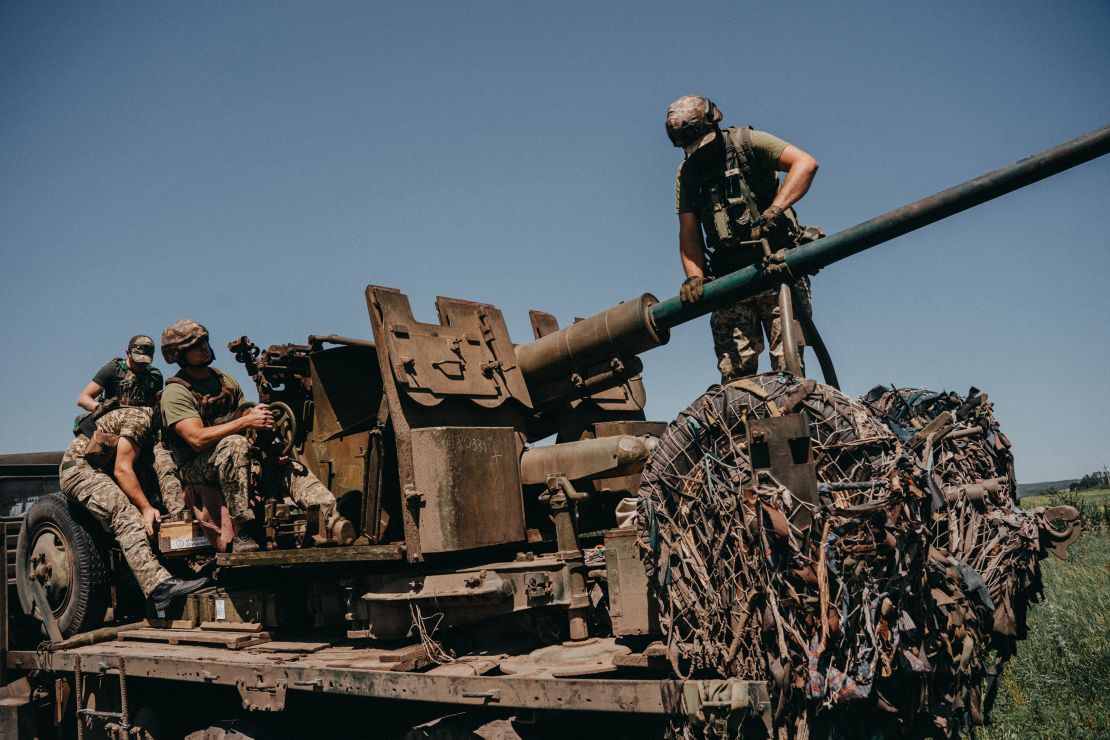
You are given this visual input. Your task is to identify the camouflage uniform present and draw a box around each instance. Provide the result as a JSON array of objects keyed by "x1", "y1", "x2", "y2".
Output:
[
  {"x1": 710, "y1": 277, "x2": 811, "y2": 380},
  {"x1": 86, "y1": 354, "x2": 185, "y2": 516},
  {"x1": 668, "y1": 95, "x2": 819, "y2": 382},
  {"x1": 152, "y1": 443, "x2": 185, "y2": 517},
  {"x1": 175, "y1": 435, "x2": 336, "y2": 524},
  {"x1": 162, "y1": 367, "x2": 338, "y2": 526},
  {"x1": 59, "y1": 408, "x2": 171, "y2": 597}
]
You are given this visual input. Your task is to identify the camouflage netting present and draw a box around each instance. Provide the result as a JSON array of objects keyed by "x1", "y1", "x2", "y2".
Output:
[{"x1": 638, "y1": 375, "x2": 1080, "y2": 738}]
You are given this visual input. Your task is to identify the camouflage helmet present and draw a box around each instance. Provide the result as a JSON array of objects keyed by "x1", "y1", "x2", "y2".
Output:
[
  {"x1": 161, "y1": 320, "x2": 209, "y2": 364},
  {"x1": 665, "y1": 94, "x2": 724, "y2": 155}
]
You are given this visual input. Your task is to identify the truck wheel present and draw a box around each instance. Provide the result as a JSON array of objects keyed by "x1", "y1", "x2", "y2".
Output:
[{"x1": 15, "y1": 493, "x2": 111, "y2": 638}]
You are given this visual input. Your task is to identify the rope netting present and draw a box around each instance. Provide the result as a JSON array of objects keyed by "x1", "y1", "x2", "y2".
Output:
[{"x1": 638, "y1": 375, "x2": 1079, "y2": 738}]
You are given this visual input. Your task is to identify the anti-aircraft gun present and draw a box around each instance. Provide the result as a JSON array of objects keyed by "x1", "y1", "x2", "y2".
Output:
[{"x1": 4, "y1": 126, "x2": 1107, "y2": 738}]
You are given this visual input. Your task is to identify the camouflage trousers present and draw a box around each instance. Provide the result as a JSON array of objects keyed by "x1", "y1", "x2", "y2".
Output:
[
  {"x1": 59, "y1": 461, "x2": 171, "y2": 597},
  {"x1": 152, "y1": 441, "x2": 184, "y2": 517},
  {"x1": 709, "y1": 277, "x2": 811, "y2": 381},
  {"x1": 176, "y1": 435, "x2": 337, "y2": 525}
]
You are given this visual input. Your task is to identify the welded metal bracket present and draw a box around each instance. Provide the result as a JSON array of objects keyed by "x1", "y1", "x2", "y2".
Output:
[
  {"x1": 679, "y1": 679, "x2": 772, "y2": 736},
  {"x1": 236, "y1": 678, "x2": 287, "y2": 711}
]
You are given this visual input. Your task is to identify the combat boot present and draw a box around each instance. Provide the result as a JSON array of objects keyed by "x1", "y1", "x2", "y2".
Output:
[
  {"x1": 149, "y1": 576, "x2": 211, "y2": 613},
  {"x1": 231, "y1": 532, "x2": 260, "y2": 553}
]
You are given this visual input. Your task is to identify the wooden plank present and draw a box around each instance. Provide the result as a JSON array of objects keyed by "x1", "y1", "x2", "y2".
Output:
[
  {"x1": 250, "y1": 641, "x2": 331, "y2": 654},
  {"x1": 321, "y1": 643, "x2": 430, "y2": 672},
  {"x1": 199, "y1": 621, "x2": 263, "y2": 633},
  {"x1": 28, "y1": 580, "x2": 63, "y2": 643},
  {"x1": 145, "y1": 618, "x2": 196, "y2": 630},
  {"x1": 119, "y1": 628, "x2": 271, "y2": 650},
  {"x1": 215, "y1": 544, "x2": 404, "y2": 568}
]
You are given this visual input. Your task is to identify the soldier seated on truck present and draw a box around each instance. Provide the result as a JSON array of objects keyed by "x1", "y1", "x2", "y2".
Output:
[
  {"x1": 75, "y1": 333, "x2": 184, "y2": 517},
  {"x1": 158, "y1": 320, "x2": 345, "y2": 553},
  {"x1": 59, "y1": 407, "x2": 210, "y2": 612}
]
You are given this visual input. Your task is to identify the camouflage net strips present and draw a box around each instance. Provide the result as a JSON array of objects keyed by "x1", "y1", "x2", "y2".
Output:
[{"x1": 638, "y1": 375, "x2": 1081, "y2": 738}]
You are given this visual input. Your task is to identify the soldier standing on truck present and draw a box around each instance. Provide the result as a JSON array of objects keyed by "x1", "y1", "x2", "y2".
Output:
[
  {"x1": 666, "y1": 94, "x2": 821, "y2": 380},
  {"x1": 76, "y1": 334, "x2": 185, "y2": 516},
  {"x1": 59, "y1": 407, "x2": 210, "y2": 612},
  {"x1": 158, "y1": 320, "x2": 347, "y2": 553}
]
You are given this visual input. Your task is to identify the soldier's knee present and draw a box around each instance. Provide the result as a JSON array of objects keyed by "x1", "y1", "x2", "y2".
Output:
[
  {"x1": 220, "y1": 434, "x2": 250, "y2": 454},
  {"x1": 215, "y1": 435, "x2": 251, "y2": 468}
]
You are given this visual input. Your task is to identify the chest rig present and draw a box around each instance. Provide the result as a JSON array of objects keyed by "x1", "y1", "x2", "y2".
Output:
[
  {"x1": 694, "y1": 126, "x2": 783, "y2": 277},
  {"x1": 110, "y1": 359, "x2": 160, "y2": 408},
  {"x1": 166, "y1": 371, "x2": 238, "y2": 426}
]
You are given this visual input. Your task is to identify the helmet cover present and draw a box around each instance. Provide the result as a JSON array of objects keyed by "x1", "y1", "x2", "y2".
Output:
[
  {"x1": 161, "y1": 320, "x2": 209, "y2": 364},
  {"x1": 666, "y1": 94, "x2": 724, "y2": 155}
]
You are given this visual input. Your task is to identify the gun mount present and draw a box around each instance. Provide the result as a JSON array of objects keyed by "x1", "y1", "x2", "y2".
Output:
[{"x1": 6, "y1": 126, "x2": 1106, "y2": 737}]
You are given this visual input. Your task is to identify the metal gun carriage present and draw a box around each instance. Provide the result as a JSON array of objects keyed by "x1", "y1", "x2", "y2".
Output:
[{"x1": 0, "y1": 126, "x2": 1106, "y2": 738}]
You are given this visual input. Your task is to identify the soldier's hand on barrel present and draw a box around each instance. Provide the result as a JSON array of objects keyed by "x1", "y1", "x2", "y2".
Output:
[
  {"x1": 141, "y1": 506, "x2": 161, "y2": 537},
  {"x1": 680, "y1": 275, "x2": 705, "y2": 303},
  {"x1": 243, "y1": 404, "x2": 275, "y2": 430}
]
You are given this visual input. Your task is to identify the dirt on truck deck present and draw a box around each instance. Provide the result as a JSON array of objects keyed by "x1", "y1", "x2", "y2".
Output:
[{"x1": 7, "y1": 633, "x2": 702, "y2": 738}]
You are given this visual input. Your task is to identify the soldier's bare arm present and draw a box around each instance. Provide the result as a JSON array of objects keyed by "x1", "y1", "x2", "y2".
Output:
[
  {"x1": 172, "y1": 405, "x2": 275, "y2": 453},
  {"x1": 771, "y1": 145, "x2": 819, "y2": 211},
  {"x1": 77, "y1": 381, "x2": 104, "y2": 412},
  {"x1": 113, "y1": 436, "x2": 160, "y2": 535},
  {"x1": 679, "y1": 212, "x2": 706, "y2": 278}
]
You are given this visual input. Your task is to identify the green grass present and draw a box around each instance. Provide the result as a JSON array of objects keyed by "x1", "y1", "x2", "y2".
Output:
[
  {"x1": 980, "y1": 532, "x2": 1110, "y2": 739},
  {"x1": 1021, "y1": 487, "x2": 1110, "y2": 509}
]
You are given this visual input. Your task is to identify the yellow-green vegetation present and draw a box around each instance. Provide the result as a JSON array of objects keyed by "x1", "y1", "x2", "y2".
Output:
[
  {"x1": 981, "y1": 531, "x2": 1110, "y2": 739},
  {"x1": 1021, "y1": 487, "x2": 1110, "y2": 509}
]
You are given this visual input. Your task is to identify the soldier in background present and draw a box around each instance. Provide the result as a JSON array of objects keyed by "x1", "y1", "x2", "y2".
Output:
[
  {"x1": 59, "y1": 406, "x2": 209, "y2": 612},
  {"x1": 666, "y1": 94, "x2": 821, "y2": 380},
  {"x1": 158, "y1": 320, "x2": 347, "y2": 553},
  {"x1": 76, "y1": 335, "x2": 185, "y2": 516}
]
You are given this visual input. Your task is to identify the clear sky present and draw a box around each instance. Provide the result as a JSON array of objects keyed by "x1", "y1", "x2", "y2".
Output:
[{"x1": 1, "y1": 1, "x2": 1107, "y2": 483}]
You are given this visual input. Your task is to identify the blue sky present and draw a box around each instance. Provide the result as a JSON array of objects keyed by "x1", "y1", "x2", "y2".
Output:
[{"x1": 1, "y1": 1, "x2": 1107, "y2": 482}]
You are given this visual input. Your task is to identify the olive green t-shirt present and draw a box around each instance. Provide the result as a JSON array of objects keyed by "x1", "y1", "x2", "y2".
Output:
[
  {"x1": 675, "y1": 128, "x2": 791, "y2": 214},
  {"x1": 91, "y1": 359, "x2": 164, "y2": 408},
  {"x1": 160, "y1": 370, "x2": 248, "y2": 461}
]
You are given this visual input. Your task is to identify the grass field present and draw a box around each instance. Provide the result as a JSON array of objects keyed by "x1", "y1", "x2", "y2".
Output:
[
  {"x1": 980, "y1": 526, "x2": 1109, "y2": 739},
  {"x1": 1021, "y1": 487, "x2": 1110, "y2": 508}
]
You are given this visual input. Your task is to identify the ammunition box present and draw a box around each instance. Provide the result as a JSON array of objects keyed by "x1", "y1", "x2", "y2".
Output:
[
  {"x1": 157, "y1": 520, "x2": 214, "y2": 557},
  {"x1": 199, "y1": 586, "x2": 304, "y2": 630}
]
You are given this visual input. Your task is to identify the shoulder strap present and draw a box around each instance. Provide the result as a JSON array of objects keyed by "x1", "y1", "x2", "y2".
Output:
[
  {"x1": 166, "y1": 370, "x2": 228, "y2": 391},
  {"x1": 738, "y1": 126, "x2": 758, "y2": 181},
  {"x1": 723, "y1": 127, "x2": 762, "y2": 219}
]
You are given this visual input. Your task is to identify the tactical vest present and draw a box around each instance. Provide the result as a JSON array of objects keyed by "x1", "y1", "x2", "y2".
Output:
[
  {"x1": 165, "y1": 371, "x2": 239, "y2": 428},
  {"x1": 108, "y1": 359, "x2": 161, "y2": 408},
  {"x1": 693, "y1": 126, "x2": 787, "y2": 278}
]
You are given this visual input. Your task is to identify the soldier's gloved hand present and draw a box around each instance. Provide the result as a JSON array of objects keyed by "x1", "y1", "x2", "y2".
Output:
[
  {"x1": 680, "y1": 275, "x2": 705, "y2": 303},
  {"x1": 753, "y1": 205, "x2": 787, "y2": 242}
]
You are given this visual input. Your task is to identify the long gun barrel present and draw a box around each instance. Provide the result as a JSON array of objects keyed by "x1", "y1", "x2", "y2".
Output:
[
  {"x1": 652, "y1": 124, "x2": 1110, "y2": 329},
  {"x1": 515, "y1": 125, "x2": 1110, "y2": 403}
]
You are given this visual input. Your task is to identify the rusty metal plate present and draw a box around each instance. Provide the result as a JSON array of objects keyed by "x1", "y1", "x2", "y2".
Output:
[
  {"x1": 605, "y1": 528, "x2": 659, "y2": 636},
  {"x1": 410, "y1": 427, "x2": 525, "y2": 553},
  {"x1": 367, "y1": 287, "x2": 531, "y2": 409},
  {"x1": 746, "y1": 413, "x2": 818, "y2": 526},
  {"x1": 498, "y1": 637, "x2": 631, "y2": 677}
]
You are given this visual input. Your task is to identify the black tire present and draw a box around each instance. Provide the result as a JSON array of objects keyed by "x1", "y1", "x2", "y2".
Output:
[{"x1": 15, "y1": 492, "x2": 111, "y2": 638}]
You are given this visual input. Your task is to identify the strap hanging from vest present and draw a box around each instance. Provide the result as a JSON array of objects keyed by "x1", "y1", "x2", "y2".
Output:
[{"x1": 723, "y1": 128, "x2": 763, "y2": 222}]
